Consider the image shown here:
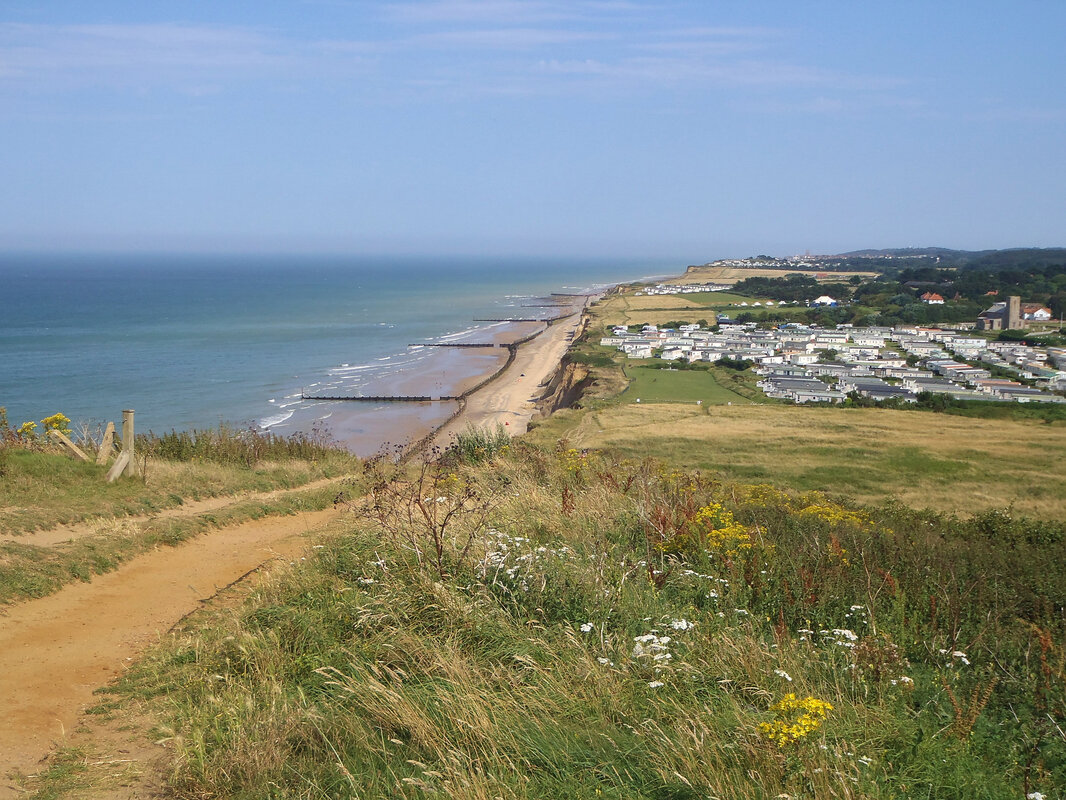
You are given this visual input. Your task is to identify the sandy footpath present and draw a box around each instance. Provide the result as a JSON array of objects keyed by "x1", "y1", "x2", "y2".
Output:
[
  {"x1": 431, "y1": 300, "x2": 588, "y2": 449},
  {"x1": 0, "y1": 508, "x2": 336, "y2": 792}
]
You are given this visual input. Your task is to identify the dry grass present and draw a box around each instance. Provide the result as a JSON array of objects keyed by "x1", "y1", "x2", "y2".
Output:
[
  {"x1": 543, "y1": 402, "x2": 1066, "y2": 519},
  {"x1": 596, "y1": 294, "x2": 715, "y2": 327},
  {"x1": 614, "y1": 294, "x2": 708, "y2": 310}
]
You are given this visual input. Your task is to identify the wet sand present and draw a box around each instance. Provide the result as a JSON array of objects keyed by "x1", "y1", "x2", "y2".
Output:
[
  {"x1": 431, "y1": 300, "x2": 589, "y2": 449},
  {"x1": 280, "y1": 299, "x2": 589, "y2": 457}
]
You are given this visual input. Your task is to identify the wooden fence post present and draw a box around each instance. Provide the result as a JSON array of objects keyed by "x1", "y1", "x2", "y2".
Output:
[
  {"x1": 96, "y1": 421, "x2": 115, "y2": 466},
  {"x1": 122, "y1": 409, "x2": 137, "y2": 477},
  {"x1": 47, "y1": 429, "x2": 90, "y2": 461}
]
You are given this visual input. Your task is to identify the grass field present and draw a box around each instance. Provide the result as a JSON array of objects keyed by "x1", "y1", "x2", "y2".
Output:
[
  {"x1": 617, "y1": 365, "x2": 752, "y2": 405},
  {"x1": 531, "y1": 402, "x2": 1066, "y2": 520},
  {"x1": 596, "y1": 289, "x2": 805, "y2": 327}
]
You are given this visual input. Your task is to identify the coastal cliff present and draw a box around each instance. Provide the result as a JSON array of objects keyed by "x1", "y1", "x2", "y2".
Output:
[{"x1": 535, "y1": 359, "x2": 592, "y2": 416}]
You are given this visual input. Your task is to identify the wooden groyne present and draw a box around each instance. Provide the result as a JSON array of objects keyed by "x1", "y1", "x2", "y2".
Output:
[
  {"x1": 472, "y1": 317, "x2": 570, "y2": 323},
  {"x1": 301, "y1": 393, "x2": 459, "y2": 402},
  {"x1": 408, "y1": 342, "x2": 501, "y2": 348}
]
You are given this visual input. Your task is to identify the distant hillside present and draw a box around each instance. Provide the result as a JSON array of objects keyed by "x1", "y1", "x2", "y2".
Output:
[{"x1": 838, "y1": 247, "x2": 1066, "y2": 271}]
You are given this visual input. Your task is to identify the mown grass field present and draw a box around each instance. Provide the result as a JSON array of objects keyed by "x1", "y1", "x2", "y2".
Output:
[
  {"x1": 529, "y1": 402, "x2": 1066, "y2": 520},
  {"x1": 617, "y1": 364, "x2": 752, "y2": 405}
]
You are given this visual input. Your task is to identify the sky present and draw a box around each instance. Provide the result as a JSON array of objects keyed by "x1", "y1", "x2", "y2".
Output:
[{"x1": 1, "y1": 1, "x2": 1064, "y2": 260}]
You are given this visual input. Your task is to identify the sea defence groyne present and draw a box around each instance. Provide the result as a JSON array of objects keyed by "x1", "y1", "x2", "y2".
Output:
[
  {"x1": 300, "y1": 393, "x2": 461, "y2": 402},
  {"x1": 302, "y1": 296, "x2": 590, "y2": 461}
]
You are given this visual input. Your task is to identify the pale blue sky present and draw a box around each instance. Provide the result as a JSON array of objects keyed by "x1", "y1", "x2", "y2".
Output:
[{"x1": 2, "y1": 1, "x2": 1063, "y2": 259}]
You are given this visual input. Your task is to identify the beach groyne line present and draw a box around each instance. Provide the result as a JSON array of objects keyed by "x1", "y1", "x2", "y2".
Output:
[
  {"x1": 300, "y1": 394, "x2": 460, "y2": 402},
  {"x1": 307, "y1": 337, "x2": 533, "y2": 405},
  {"x1": 408, "y1": 342, "x2": 501, "y2": 348},
  {"x1": 396, "y1": 338, "x2": 524, "y2": 464},
  {"x1": 472, "y1": 317, "x2": 569, "y2": 323}
]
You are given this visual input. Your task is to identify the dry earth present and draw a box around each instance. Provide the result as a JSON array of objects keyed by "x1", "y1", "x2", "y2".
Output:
[{"x1": 0, "y1": 498, "x2": 340, "y2": 797}]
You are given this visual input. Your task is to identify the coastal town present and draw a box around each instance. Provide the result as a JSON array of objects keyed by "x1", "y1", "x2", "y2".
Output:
[{"x1": 600, "y1": 315, "x2": 1066, "y2": 405}]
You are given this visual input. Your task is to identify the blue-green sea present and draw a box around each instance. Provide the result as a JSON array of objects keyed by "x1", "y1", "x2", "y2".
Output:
[{"x1": 1, "y1": 253, "x2": 671, "y2": 454}]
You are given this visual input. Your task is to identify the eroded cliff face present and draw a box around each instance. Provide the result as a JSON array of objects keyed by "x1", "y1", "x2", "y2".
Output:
[{"x1": 535, "y1": 360, "x2": 592, "y2": 417}]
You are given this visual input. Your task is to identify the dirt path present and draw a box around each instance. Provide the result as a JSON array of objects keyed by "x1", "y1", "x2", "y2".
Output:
[{"x1": 0, "y1": 506, "x2": 338, "y2": 793}]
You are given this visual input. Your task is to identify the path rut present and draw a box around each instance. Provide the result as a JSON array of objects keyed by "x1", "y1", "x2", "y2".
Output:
[{"x1": 0, "y1": 505, "x2": 339, "y2": 794}]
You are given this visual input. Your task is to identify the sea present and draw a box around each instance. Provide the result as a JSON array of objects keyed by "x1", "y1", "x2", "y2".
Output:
[{"x1": 0, "y1": 253, "x2": 671, "y2": 455}]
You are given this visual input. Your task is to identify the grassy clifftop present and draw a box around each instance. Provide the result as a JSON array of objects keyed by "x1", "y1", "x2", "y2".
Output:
[{"x1": 47, "y1": 438, "x2": 1063, "y2": 799}]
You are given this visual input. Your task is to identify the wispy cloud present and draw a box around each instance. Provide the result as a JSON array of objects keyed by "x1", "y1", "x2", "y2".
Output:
[
  {"x1": 0, "y1": 22, "x2": 293, "y2": 90},
  {"x1": 0, "y1": 22, "x2": 378, "y2": 95},
  {"x1": 382, "y1": 0, "x2": 643, "y2": 25},
  {"x1": 408, "y1": 26, "x2": 608, "y2": 49},
  {"x1": 0, "y1": 13, "x2": 899, "y2": 105}
]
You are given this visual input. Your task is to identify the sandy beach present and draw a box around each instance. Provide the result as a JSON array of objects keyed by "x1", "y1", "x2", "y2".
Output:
[
  {"x1": 429, "y1": 298, "x2": 590, "y2": 450},
  {"x1": 277, "y1": 295, "x2": 594, "y2": 457}
]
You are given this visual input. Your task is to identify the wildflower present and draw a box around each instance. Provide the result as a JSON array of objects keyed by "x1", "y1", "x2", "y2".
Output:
[
  {"x1": 669, "y1": 618, "x2": 694, "y2": 630},
  {"x1": 648, "y1": 681, "x2": 664, "y2": 688},
  {"x1": 580, "y1": 622, "x2": 595, "y2": 633},
  {"x1": 759, "y1": 694, "x2": 833, "y2": 748},
  {"x1": 40, "y1": 412, "x2": 73, "y2": 436},
  {"x1": 1027, "y1": 792, "x2": 1045, "y2": 800},
  {"x1": 774, "y1": 669, "x2": 793, "y2": 682}
]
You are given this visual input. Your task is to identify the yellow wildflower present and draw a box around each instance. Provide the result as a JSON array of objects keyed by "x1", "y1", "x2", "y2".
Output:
[{"x1": 758, "y1": 693, "x2": 834, "y2": 748}]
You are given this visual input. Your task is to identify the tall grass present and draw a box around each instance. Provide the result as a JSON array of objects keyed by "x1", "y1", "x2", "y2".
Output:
[
  {"x1": 107, "y1": 442, "x2": 1066, "y2": 799},
  {"x1": 446, "y1": 423, "x2": 512, "y2": 465},
  {"x1": 138, "y1": 423, "x2": 343, "y2": 466}
]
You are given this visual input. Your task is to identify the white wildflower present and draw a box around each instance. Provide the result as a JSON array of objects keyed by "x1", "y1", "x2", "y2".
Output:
[
  {"x1": 648, "y1": 681, "x2": 664, "y2": 688},
  {"x1": 774, "y1": 669, "x2": 792, "y2": 682},
  {"x1": 580, "y1": 622, "x2": 595, "y2": 633}
]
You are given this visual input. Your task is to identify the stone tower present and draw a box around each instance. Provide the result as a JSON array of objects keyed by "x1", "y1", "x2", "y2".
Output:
[{"x1": 1007, "y1": 295, "x2": 1024, "y2": 330}]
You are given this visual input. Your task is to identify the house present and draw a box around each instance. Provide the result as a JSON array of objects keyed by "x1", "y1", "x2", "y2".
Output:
[
  {"x1": 1022, "y1": 303, "x2": 1053, "y2": 321},
  {"x1": 791, "y1": 388, "x2": 847, "y2": 404},
  {"x1": 920, "y1": 292, "x2": 945, "y2": 305}
]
